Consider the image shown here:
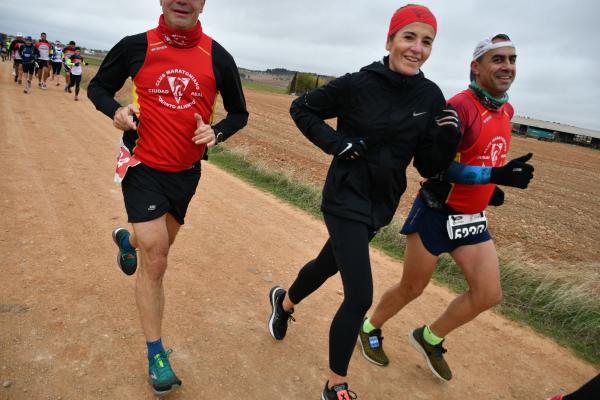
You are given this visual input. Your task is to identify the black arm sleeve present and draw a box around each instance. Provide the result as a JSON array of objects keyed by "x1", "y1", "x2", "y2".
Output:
[
  {"x1": 289, "y1": 73, "x2": 352, "y2": 155},
  {"x1": 87, "y1": 34, "x2": 147, "y2": 119},
  {"x1": 413, "y1": 96, "x2": 461, "y2": 178},
  {"x1": 211, "y1": 41, "x2": 248, "y2": 140}
]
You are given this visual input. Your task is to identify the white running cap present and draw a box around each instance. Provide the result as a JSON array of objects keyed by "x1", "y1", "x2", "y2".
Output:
[
  {"x1": 472, "y1": 36, "x2": 515, "y2": 60},
  {"x1": 16, "y1": 32, "x2": 23, "y2": 37}
]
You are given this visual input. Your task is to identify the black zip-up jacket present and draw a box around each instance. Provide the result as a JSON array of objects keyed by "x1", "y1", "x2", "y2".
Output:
[{"x1": 290, "y1": 57, "x2": 460, "y2": 228}]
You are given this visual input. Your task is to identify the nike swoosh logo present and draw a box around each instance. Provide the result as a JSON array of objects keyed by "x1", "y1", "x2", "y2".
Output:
[
  {"x1": 413, "y1": 111, "x2": 427, "y2": 117},
  {"x1": 339, "y1": 143, "x2": 352, "y2": 155}
]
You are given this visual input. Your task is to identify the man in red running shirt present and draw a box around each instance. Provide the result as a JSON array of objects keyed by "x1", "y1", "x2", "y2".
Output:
[
  {"x1": 359, "y1": 34, "x2": 535, "y2": 382},
  {"x1": 88, "y1": 0, "x2": 247, "y2": 396}
]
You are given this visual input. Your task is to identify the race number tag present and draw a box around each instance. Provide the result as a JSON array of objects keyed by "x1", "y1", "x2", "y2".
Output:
[
  {"x1": 446, "y1": 212, "x2": 488, "y2": 240},
  {"x1": 114, "y1": 140, "x2": 141, "y2": 183}
]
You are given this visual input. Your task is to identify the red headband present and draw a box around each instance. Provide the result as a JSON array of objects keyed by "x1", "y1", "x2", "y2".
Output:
[{"x1": 387, "y1": 5, "x2": 437, "y2": 39}]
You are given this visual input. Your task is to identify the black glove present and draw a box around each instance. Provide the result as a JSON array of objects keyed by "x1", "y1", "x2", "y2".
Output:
[
  {"x1": 335, "y1": 137, "x2": 368, "y2": 160},
  {"x1": 490, "y1": 153, "x2": 534, "y2": 189},
  {"x1": 488, "y1": 186, "x2": 505, "y2": 206}
]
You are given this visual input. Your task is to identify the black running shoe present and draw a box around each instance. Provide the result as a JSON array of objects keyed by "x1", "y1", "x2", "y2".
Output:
[
  {"x1": 321, "y1": 381, "x2": 357, "y2": 400},
  {"x1": 268, "y1": 286, "x2": 294, "y2": 340},
  {"x1": 409, "y1": 326, "x2": 452, "y2": 381}
]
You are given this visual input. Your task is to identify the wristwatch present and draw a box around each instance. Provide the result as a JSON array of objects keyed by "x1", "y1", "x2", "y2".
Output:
[{"x1": 214, "y1": 130, "x2": 224, "y2": 144}]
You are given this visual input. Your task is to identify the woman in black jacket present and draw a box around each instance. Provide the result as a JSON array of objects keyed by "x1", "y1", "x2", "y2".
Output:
[{"x1": 267, "y1": 5, "x2": 461, "y2": 399}]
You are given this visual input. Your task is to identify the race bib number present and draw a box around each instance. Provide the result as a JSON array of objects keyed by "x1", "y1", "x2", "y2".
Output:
[
  {"x1": 114, "y1": 140, "x2": 141, "y2": 183},
  {"x1": 446, "y1": 212, "x2": 488, "y2": 240}
]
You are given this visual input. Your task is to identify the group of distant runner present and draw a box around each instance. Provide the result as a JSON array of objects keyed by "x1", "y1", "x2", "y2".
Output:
[{"x1": 3, "y1": 32, "x2": 86, "y2": 100}]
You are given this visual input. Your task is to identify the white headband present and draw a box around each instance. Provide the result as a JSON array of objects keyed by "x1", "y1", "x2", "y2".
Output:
[{"x1": 472, "y1": 37, "x2": 515, "y2": 60}]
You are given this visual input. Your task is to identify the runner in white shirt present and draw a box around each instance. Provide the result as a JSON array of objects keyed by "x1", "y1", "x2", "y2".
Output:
[
  {"x1": 50, "y1": 40, "x2": 63, "y2": 86},
  {"x1": 35, "y1": 32, "x2": 52, "y2": 89},
  {"x1": 66, "y1": 47, "x2": 87, "y2": 101}
]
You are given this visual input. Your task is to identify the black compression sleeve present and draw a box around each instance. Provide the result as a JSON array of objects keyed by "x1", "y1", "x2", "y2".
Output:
[
  {"x1": 87, "y1": 33, "x2": 147, "y2": 119},
  {"x1": 211, "y1": 40, "x2": 248, "y2": 140}
]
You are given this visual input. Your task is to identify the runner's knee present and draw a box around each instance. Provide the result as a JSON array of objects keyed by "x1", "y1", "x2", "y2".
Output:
[
  {"x1": 472, "y1": 287, "x2": 503, "y2": 311},
  {"x1": 138, "y1": 245, "x2": 169, "y2": 278},
  {"x1": 342, "y1": 286, "x2": 373, "y2": 316},
  {"x1": 399, "y1": 278, "x2": 428, "y2": 301}
]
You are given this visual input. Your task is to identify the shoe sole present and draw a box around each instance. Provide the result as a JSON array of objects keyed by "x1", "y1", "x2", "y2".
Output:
[
  {"x1": 408, "y1": 331, "x2": 449, "y2": 382},
  {"x1": 112, "y1": 228, "x2": 136, "y2": 276},
  {"x1": 149, "y1": 380, "x2": 181, "y2": 397},
  {"x1": 357, "y1": 336, "x2": 388, "y2": 367},
  {"x1": 268, "y1": 286, "x2": 283, "y2": 340}
]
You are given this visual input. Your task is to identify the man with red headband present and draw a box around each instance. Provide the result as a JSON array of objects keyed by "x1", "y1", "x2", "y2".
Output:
[
  {"x1": 88, "y1": 0, "x2": 248, "y2": 395},
  {"x1": 359, "y1": 34, "x2": 534, "y2": 382},
  {"x1": 267, "y1": 4, "x2": 460, "y2": 399}
]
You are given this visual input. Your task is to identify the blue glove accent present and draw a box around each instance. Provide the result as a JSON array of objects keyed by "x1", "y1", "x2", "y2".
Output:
[{"x1": 444, "y1": 161, "x2": 492, "y2": 184}]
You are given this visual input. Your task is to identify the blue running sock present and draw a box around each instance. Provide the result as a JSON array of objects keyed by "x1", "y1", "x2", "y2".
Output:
[
  {"x1": 120, "y1": 232, "x2": 135, "y2": 252},
  {"x1": 147, "y1": 338, "x2": 165, "y2": 361}
]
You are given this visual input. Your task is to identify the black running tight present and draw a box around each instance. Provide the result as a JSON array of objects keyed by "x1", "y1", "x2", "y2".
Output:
[
  {"x1": 564, "y1": 373, "x2": 600, "y2": 400},
  {"x1": 69, "y1": 74, "x2": 82, "y2": 95},
  {"x1": 288, "y1": 213, "x2": 377, "y2": 376}
]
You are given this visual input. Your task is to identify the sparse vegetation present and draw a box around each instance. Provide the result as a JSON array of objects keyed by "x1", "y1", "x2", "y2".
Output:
[
  {"x1": 287, "y1": 72, "x2": 331, "y2": 95},
  {"x1": 242, "y1": 80, "x2": 288, "y2": 95}
]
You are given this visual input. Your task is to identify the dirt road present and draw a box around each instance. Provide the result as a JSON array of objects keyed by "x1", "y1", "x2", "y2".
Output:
[{"x1": 0, "y1": 63, "x2": 597, "y2": 399}]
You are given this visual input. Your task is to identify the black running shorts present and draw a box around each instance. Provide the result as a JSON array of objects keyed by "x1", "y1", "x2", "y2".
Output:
[
  {"x1": 121, "y1": 162, "x2": 201, "y2": 225},
  {"x1": 22, "y1": 62, "x2": 35, "y2": 74},
  {"x1": 52, "y1": 61, "x2": 62, "y2": 74},
  {"x1": 37, "y1": 60, "x2": 49, "y2": 68},
  {"x1": 69, "y1": 74, "x2": 82, "y2": 87}
]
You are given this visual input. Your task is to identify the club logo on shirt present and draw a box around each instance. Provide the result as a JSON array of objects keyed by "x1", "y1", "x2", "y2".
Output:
[
  {"x1": 477, "y1": 136, "x2": 507, "y2": 166},
  {"x1": 167, "y1": 76, "x2": 189, "y2": 104},
  {"x1": 149, "y1": 68, "x2": 204, "y2": 110}
]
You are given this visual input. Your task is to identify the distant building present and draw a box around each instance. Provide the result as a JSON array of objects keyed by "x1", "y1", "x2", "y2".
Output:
[{"x1": 511, "y1": 116, "x2": 600, "y2": 148}]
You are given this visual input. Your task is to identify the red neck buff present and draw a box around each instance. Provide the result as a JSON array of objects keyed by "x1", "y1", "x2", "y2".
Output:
[
  {"x1": 157, "y1": 14, "x2": 202, "y2": 48},
  {"x1": 387, "y1": 5, "x2": 437, "y2": 40}
]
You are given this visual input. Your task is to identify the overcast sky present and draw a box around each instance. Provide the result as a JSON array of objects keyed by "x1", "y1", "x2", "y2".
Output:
[{"x1": 2, "y1": 0, "x2": 599, "y2": 130}]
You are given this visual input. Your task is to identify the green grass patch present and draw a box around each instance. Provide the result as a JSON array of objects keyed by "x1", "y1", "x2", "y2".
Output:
[
  {"x1": 241, "y1": 80, "x2": 288, "y2": 95},
  {"x1": 208, "y1": 146, "x2": 321, "y2": 217},
  {"x1": 433, "y1": 257, "x2": 600, "y2": 365},
  {"x1": 84, "y1": 56, "x2": 104, "y2": 66},
  {"x1": 208, "y1": 145, "x2": 600, "y2": 366}
]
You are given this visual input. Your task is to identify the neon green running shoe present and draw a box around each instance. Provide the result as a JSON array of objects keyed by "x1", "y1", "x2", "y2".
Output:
[
  {"x1": 148, "y1": 349, "x2": 182, "y2": 397},
  {"x1": 111, "y1": 227, "x2": 137, "y2": 275}
]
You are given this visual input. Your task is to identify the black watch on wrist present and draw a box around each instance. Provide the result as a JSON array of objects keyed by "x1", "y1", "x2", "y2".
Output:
[{"x1": 215, "y1": 130, "x2": 224, "y2": 144}]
